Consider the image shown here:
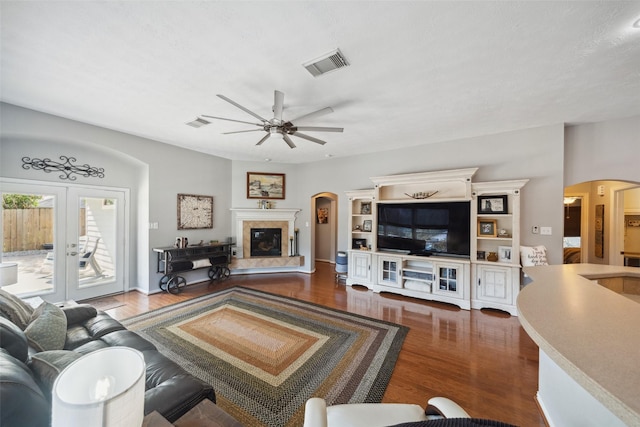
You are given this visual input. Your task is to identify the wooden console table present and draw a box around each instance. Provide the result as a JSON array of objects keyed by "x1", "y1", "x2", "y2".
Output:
[{"x1": 143, "y1": 399, "x2": 243, "y2": 427}]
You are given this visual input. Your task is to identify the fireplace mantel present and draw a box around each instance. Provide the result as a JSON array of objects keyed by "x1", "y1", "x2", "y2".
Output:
[
  {"x1": 230, "y1": 208, "x2": 301, "y2": 260},
  {"x1": 230, "y1": 208, "x2": 301, "y2": 221}
]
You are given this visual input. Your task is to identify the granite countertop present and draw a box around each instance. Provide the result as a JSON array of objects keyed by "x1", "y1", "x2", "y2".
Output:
[{"x1": 517, "y1": 264, "x2": 640, "y2": 426}]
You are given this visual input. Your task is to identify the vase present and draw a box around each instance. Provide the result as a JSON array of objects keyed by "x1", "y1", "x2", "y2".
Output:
[{"x1": 487, "y1": 252, "x2": 498, "y2": 262}]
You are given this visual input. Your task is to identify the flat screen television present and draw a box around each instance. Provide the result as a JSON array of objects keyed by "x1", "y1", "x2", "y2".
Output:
[{"x1": 376, "y1": 201, "x2": 470, "y2": 258}]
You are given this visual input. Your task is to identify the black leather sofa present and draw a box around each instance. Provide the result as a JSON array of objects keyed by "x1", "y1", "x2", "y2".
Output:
[{"x1": 0, "y1": 290, "x2": 215, "y2": 427}]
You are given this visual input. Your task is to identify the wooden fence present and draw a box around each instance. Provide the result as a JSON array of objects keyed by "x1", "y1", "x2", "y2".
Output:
[{"x1": 3, "y1": 208, "x2": 54, "y2": 252}]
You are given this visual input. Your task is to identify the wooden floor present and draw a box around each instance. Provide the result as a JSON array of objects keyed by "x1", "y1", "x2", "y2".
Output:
[{"x1": 96, "y1": 262, "x2": 545, "y2": 427}]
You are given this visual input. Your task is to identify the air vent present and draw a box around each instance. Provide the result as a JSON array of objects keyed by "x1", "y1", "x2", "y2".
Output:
[
  {"x1": 186, "y1": 117, "x2": 211, "y2": 128},
  {"x1": 303, "y1": 49, "x2": 349, "y2": 77}
]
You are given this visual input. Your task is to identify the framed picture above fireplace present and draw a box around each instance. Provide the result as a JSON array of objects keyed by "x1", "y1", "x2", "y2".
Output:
[{"x1": 247, "y1": 172, "x2": 285, "y2": 200}]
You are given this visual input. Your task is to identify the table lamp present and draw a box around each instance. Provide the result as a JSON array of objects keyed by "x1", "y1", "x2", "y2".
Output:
[{"x1": 52, "y1": 346, "x2": 146, "y2": 427}]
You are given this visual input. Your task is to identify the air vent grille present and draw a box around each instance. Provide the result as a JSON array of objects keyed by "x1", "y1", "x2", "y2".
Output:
[
  {"x1": 303, "y1": 49, "x2": 349, "y2": 77},
  {"x1": 186, "y1": 117, "x2": 211, "y2": 128}
]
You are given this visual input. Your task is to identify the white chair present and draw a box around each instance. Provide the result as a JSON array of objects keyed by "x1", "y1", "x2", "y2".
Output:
[
  {"x1": 78, "y1": 237, "x2": 104, "y2": 277},
  {"x1": 303, "y1": 396, "x2": 471, "y2": 427}
]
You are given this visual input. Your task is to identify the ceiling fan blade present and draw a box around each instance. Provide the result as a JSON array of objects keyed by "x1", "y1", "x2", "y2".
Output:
[
  {"x1": 283, "y1": 134, "x2": 296, "y2": 149},
  {"x1": 256, "y1": 134, "x2": 270, "y2": 146},
  {"x1": 273, "y1": 90, "x2": 284, "y2": 121},
  {"x1": 223, "y1": 129, "x2": 265, "y2": 135},
  {"x1": 294, "y1": 126, "x2": 343, "y2": 133},
  {"x1": 292, "y1": 132, "x2": 327, "y2": 145},
  {"x1": 201, "y1": 115, "x2": 263, "y2": 127},
  {"x1": 217, "y1": 94, "x2": 268, "y2": 123},
  {"x1": 290, "y1": 107, "x2": 334, "y2": 123}
]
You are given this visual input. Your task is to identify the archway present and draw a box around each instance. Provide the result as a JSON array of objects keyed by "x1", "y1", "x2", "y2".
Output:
[
  {"x1": 564, "y1": 180, "x2": 640, "y2": 266},
  {"x1": 310, "y1": 192, "x2": 338, "y2": 272}
]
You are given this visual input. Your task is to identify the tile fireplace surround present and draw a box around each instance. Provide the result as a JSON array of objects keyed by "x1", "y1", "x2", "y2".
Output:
[{"x1": 229, "y1": 208, "x2": 304, "y2": 270}]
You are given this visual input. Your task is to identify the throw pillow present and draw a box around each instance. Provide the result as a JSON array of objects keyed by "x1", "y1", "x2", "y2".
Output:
[
  {"x1": 0, "y1": 288, "x2": 35, "y2": 330},
  {"x1": 24, "y1": 302, "x2": 67, "y2": 352},
  {"x1": 520, "y1": 245, "x2": 549, "y2": 267},
  {"x1": 28, "y1": 350, "x2": 83, "y2": 402}
]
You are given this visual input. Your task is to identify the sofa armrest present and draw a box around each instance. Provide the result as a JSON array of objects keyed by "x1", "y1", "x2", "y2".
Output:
[
  {"x1": 144, "y1": 375, "x2": 215, "y2": 422},
  {"x1": 61, "y1": 304, "x2": 97, "y2": 325}
]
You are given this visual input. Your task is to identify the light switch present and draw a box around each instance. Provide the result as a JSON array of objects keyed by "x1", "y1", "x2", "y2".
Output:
[{"x1": 540, "y1": 226, "x2": 552, "y2": 235}]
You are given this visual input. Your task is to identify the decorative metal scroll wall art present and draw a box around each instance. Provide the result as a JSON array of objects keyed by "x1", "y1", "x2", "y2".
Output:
[{"x1": 22, "y1": 156, "x2": 105, "y2": 181}]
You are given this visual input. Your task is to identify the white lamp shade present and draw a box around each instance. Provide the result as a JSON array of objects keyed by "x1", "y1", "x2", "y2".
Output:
[{"x1": 52, "y1": 347, "x2": 146, "y2": 427}]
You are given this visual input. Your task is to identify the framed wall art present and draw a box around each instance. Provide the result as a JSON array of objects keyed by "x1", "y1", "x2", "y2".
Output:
[
  {"x1": 595, "y1": 204, "x2": 604, "y2": 258},
  {"x1": 317, "y1": 207, "x2": 329, "y2": 224},
  {"x1": 177, "y1": 194, "x2": 213, "y2": 230},
  {"x1": 478, "y1": 195, "x2": 508, "y2": 214},
  {"x1": 247, "y1": 172, "x2": 285, "y2": 199},
  {"x1": 477, "y1": 219, "x2": 497, "y2": 237}
]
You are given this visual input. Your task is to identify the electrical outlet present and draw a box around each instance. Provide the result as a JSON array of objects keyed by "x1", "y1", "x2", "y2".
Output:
[
  {"x1": 532, "y1": 226, "x2": 539, "y2": 234},
  {"x1": 540, "y1": 226, "x2": 552, "y2": 235}
]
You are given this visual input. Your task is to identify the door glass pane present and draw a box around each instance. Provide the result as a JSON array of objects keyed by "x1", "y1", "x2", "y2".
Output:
[
  {"x1": 1, "y1": 192, "x2": 55, "y2": 296},
  {"x1": 76, "y1": 197, "x2": 116, "y2": 288}
]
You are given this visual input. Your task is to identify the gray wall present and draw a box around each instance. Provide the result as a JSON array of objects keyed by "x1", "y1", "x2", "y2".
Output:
[
  {"x1": 290, "y1": 124, "x2": 566, "y2": 265},
  {"x1": 1, "y1": 102, "x2": 232, "y2": 293},
  {"x1": 565, "y1": 116, "x2": 640, "y2": 186},
  {"x1": 3, "y1": 101, "x2": 635, "y2": 291}
]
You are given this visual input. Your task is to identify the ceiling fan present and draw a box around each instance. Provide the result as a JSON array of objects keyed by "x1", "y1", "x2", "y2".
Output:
[{"x1": 195, "y1": 90, "x2": 344, "y2": 149}]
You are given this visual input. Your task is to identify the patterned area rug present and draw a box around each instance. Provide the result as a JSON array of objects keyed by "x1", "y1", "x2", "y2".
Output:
[{"x1": 122, "y1": 287, "x2": 408, "y2": 427}]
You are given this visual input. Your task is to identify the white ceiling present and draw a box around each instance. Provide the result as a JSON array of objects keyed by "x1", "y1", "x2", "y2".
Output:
[{"x1": 2, "y1": 1, "x2": 639, "y2": 164}]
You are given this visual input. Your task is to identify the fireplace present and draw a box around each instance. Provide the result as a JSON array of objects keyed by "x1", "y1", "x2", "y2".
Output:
[
  {"x1": 230, "y1": 208, "x2": 299, "y2": 260},
  {"x1": 250, "y1": 228, "x2": 282, "y2": 257}
]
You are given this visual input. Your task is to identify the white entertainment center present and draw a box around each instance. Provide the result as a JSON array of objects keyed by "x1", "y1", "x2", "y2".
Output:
[{"x1": 346, "y1": 168, "x2": 528, "y2": 316}]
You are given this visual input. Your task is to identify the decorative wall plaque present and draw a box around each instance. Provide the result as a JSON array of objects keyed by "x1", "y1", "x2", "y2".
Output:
[
  {"x1": 22, "y1": 155, "x2": 104, "y2": 180},
  {"x1": 177, "y1": 194, "x2": 213, "y2": 230}
]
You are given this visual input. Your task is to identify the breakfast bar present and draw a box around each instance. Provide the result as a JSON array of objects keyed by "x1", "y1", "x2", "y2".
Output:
[{"x1": 518, "y1": 264, "x2": 640, "y2": 426}]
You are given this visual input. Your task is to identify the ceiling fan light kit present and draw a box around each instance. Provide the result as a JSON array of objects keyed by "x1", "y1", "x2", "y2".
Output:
[{"x1": 197, "y1": 90, "x2": 344, "y2": 149}]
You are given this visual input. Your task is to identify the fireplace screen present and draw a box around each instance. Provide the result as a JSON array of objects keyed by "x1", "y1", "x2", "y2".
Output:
[{"x1": 250, "y1": 228, "x2": 282, "y2": 257}]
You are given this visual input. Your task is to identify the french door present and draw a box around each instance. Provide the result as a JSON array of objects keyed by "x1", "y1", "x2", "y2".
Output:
[{"x1": 1, "y1": 180, "x2": 127, "y2": 302}]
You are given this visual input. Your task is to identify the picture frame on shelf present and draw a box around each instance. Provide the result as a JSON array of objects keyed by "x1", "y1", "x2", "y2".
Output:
[
  {"x1": 478, "y1": 219, "x2": 497, "y2": 237},
  {"x1": 498, "y1": 246, "x2": 512, "y2": 263},
  {"x1": 247, "y1": 172, "x2": 285, "y2": 199},
  {"x1": 478, "y1": 195, "x2": 508, "y2": 214},
  {"x1": 477, "y1": 251, "x2": 486, "y2": 261},
  {"x1": 352, "y1": 238, "x2": 367, "y2": 249},
  {"x1": 360, "y1": 202, "x2": 372, "y2": 215},
  {"x1": 362, "y1": 219, "x2": 372, "y2": 232}
]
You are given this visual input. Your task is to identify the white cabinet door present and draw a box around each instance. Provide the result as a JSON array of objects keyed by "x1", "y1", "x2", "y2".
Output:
[
  {"x1": 349, "y1": 251, "x2": 372, "y2": 284},
  {"x1": 476, "y1": 265, "x2": 512, "y2": 304},
  {"x1": 433, "y1": 262, "x2": 464, "y2": 299},
  {"x1": 377, "y1": 255, "x2": 402, "y2": 288}
]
